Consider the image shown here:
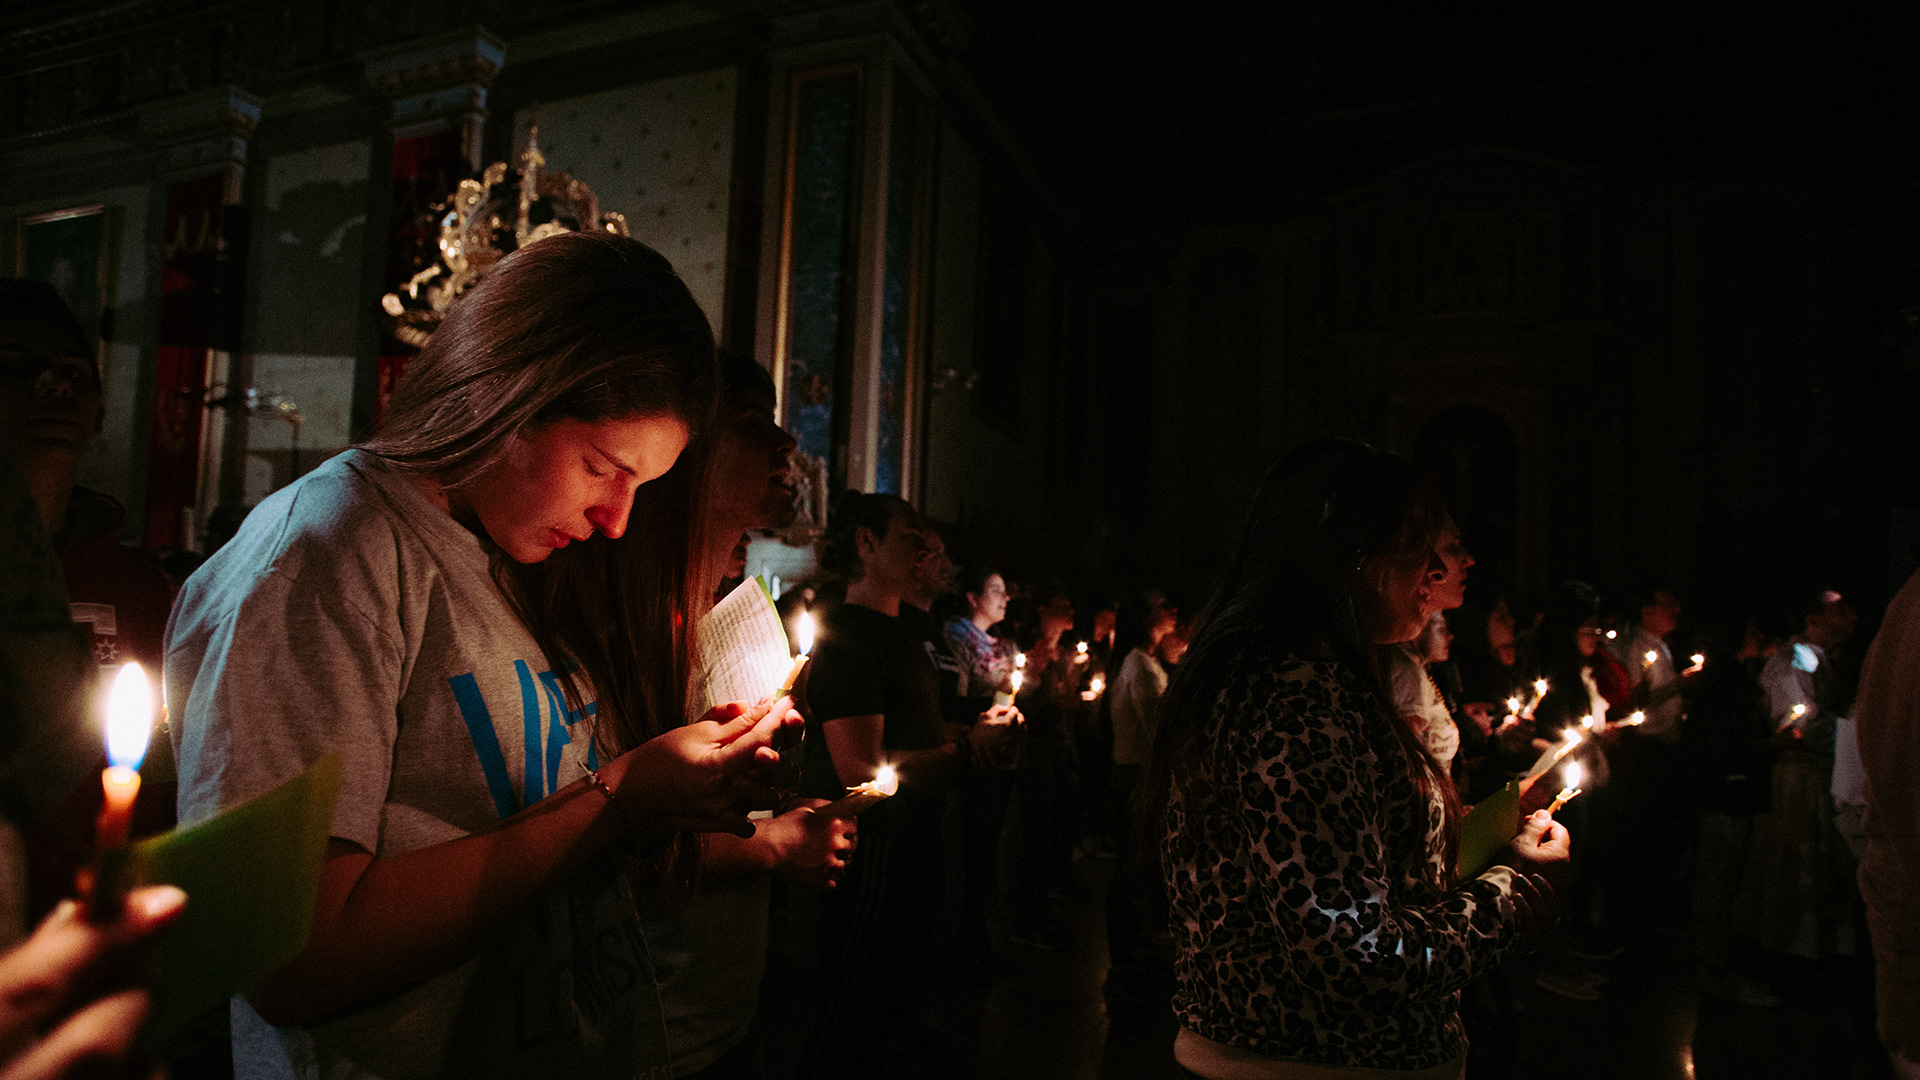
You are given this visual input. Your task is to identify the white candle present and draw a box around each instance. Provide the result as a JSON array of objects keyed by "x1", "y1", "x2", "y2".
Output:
[
  {"x1": 776, "y1": 611, "x2": 815, "y2": 697},
  {"x1": 1547, "y1": 760, "x2": 1586, "y2": 815}
]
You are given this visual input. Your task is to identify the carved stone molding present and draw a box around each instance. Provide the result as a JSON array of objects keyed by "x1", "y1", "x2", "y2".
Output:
[
  {"x1": 363, "y1": 27, "x2": 506, "y2": 103},
  {"x1": 138, "y1": 84, "x2": 262, "y2": 180}
]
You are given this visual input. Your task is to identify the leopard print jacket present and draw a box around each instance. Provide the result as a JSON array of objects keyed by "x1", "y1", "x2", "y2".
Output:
[{"x1": 1163, "y1": 646, "x2": 1523, "y2": 1070}]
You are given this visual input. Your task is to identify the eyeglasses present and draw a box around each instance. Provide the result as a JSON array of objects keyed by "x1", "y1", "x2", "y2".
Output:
[{"x1": 0, "y1": 347, "x2": 98, "y2": 391}]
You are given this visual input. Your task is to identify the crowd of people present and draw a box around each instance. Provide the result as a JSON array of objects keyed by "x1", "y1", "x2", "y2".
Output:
[{"x1": 0, "y1": 231, "x2": 1915, "y2": 1080}]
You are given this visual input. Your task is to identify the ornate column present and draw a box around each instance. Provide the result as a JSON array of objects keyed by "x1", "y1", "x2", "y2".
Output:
[
  {"x1": 136, "y1": 86, "x2": 261, "y2": 550},
  {"x1": 359, "y1": 28, "x2": 505, "y2": 431}
]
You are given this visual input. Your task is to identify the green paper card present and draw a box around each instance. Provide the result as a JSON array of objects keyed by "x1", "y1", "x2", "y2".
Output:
[
  {"x1": 1456, "y1": 779, "x2": 1520, "y2": 881},
  {"x1": 129, "y1": 755, "x2": 339, "y2": 1037}
]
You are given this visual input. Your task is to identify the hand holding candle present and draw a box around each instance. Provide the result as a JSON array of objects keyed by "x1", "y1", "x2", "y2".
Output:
[{"x1": 776, "y1": 611, "x2": 815, "y2": 698}]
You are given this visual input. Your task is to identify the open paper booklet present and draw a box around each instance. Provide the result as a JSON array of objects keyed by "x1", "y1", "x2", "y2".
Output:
[
  {"x1": 125, "y1": 754, "x2": 340, "y2": 1039},
  {"x1": 697, "y1": 577, "x2": 796, "y2": 709},
  {"x1": 1455, "y1": 780, "x2": 1520, "y2": 881}
]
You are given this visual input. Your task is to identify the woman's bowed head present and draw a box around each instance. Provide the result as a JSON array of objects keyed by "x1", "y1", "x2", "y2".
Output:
[{"x1": 364, "y1": 229, "x2": 716, "y2": 565}]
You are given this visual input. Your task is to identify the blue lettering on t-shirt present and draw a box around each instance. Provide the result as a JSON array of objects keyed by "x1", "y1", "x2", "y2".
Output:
[
  {"x1": 515, "y1": 661, "x2": 545, "y2": 806},
  {"x1": 449, "y1": 666, "x2": 601, "y2": 818},
  {"x1": 448, "y1": 672, "x2": 519, "y2": 819}
]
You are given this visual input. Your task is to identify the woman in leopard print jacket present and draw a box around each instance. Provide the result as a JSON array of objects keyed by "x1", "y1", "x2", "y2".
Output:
[{"x1": 1142, "y1": 440, "x2": 1569, "y2": 1080}]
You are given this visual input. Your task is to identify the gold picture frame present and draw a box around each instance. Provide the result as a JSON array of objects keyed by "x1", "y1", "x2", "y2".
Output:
[{"x1": 14, "y1": 203, "x2": 118, "y2": 363}]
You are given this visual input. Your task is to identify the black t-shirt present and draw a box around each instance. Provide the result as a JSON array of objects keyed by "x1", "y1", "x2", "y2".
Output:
[{"x1": 802, "y1": 601, "x2": 947, "y2": 796}]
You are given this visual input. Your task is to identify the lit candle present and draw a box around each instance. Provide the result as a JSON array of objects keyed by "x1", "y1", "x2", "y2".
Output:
[
  {"x1": 1621, "y1": 710, "x2": 1646, "y2": 727},
  {"x1": 1781, "y1": 702, "x2": 1808, "y2": 731},
  {"x1": 86, "y1": 663, "x2": 154, "y2": 916},
  {"x1": 1014, "y1": 652, "x2": 1027, "y2": 671},
  {"x1": 817, "y1": 764, "x2": 900, "y2": 818},
  {"x1": 1075, "y1": 640, "x2": 1089, "y2": 664},
  {"x1": 1579, "y1": 714, "x2": 1598, "y2": 731},
  {"x1": 1082, "y1": 674, "x2": 1105, "y2": 702},
  {"x1": 1605, "y1": 629, "x2": 1617, "y2": 640},
  {"x1": 1547, "y1": 760, "x2": 1585, "y2": 815},
  {"x1": 775, "y1": 611, "x2": 815, "y2": 697},
  {"x1": 1553, "y1": 727, "x2": 1583, "y2": 765},
  {"x1": 1522, "y1": 678, "x2": 1548, "y2": 721},
  {"x1": 98, "y1": 663, "x2": 153, "y2": 850},
  {"x1": 1643, "y1": 649, "x2": 1658, "y2": 669},
  {"x1": 1009, "y1": 669, "x2": 1024, "y2": 704}
]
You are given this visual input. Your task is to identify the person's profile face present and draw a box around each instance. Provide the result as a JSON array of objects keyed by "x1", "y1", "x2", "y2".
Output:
[
  {"x1": 1425, "y1": 516, "x2": 1474, "y2": 612},
  {"x1": 709, "y1": 389, "x2": 797, "y2": 532},
  {"x1": 970, "y1": 574, "x2": 1009, "y2": 626},
  {"x1": 1360, "y1": 554, "x2": 1431, "y2": 645},
  {"x1": 861, "y1": 504, "x2": 926, "y2": 591},
  {"x1": 464, "y1": 415, "x2": 690, "y2": 563}
]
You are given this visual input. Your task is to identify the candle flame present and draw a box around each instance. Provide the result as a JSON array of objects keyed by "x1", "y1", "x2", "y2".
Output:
[
  {"x1": 1507, "y1": 697, "x2": 1521, "y2": 714},
  {"x1": 1562, "y1": 760, "x2": 1585, "y2": 789},
  {"x1": 1791, "y1": 703, "x2": 1807, "y2": 718},
  {"x1": 1010, "y1": 670, "x2": 1024, "y2": 693},
  {"x1": 1563, "y1": 728, "x2": 1583, "y2": 746},
  {"x1": 1606, "y1": 629, "x2": 1617, "y2": 639},
  {"x1": 1077, "y1": 640, "x2": 1088, "y2": 655},
  {"x1": 1014, "y1": 652, "x2": 1027, "y2": 670},
  {"x1": 1691, "y1": 653, "x2": 1705, "y2": 666},
  {"x1": 873, "y1": 765, "x2": 898, "y2": 796},
  {"x1": 1644, "y1": 650, "x2": 1658, "y2": 664},
  {"x1": 1580, "y1": 714, "x2": 1597, "y2": 730},
  {"x1": 1533, "y1": 679, "x2": 1549, "y2": 696},
  {"x1": 1625, "y1": 710, "x2": 1646, "y2": 726},
  {"x1": 1089, "y1": 675, "x2": 1104, "y2": 694},
  {"x1": 795, "y1": 610, "x2": 815, "y2": 656},
  {"x1": 105, "y1": 663, "x2": 154, "y2": 771}
]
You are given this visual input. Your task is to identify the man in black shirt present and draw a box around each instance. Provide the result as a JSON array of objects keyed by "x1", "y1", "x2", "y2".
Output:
[{"x1": 798, "y1": 493, "x2": 1016, "y2": 1078}]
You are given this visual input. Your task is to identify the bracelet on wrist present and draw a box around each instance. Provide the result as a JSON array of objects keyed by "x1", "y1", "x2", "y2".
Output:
[{"x1": 586, "y1": 769, "x2": 641, "y2": 833}]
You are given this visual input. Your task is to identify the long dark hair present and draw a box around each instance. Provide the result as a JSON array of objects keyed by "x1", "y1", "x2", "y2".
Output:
[
  {"x1": 1139, "y1": 439, "x2": 1459, "y2": 887},
  {"x1": 364, "y1": 231, "x2": 719, "y2": 759}
]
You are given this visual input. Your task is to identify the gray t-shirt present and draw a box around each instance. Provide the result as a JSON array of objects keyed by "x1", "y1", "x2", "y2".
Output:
[{"x1": 167, "y1": 450, "x2": 670, "y2": 1080}]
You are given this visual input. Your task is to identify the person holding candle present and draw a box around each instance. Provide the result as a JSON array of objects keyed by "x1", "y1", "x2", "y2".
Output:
[
  {"x1": 1740, "y1": 586, "x2": 1861, "y2": 961},
  {"x1": 795, "y1": 493, "x2": 1019, "y2": 1079},
  {"x1": 167, "y1": 233, "x2": 799, "y2": 1080},
  {"x1": 1146, "y1": 440, "x2": 1566, "y2": 1080},
  {"x1": 570, "y1": 347, "x2": 856, "y2": 1080}
]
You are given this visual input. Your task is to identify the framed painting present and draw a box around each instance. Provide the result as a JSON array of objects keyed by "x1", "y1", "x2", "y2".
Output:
[{"x1": 14, "y1": 204, "x2": 116, "y2": 351}]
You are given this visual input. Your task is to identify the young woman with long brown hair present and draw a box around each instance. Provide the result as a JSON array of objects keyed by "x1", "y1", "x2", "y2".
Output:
[
  {"x1": 1144, "y1": 439, "x2": 1569, "y2": 1080},
  {"x1": 166, "y1": 232, "x2": 797, "y2": 1080}
]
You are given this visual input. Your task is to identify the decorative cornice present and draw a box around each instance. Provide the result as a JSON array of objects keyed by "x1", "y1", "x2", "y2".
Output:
[
  {"x1": 362, "y1": 27, "x2": 506, "y2": 102},
  {"x1": 138, "y1": 84, "x2": 262, "y2": 143}
]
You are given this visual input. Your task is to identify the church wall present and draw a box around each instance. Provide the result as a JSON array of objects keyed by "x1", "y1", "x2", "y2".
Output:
[
  {"x1": 508, "y1": 68, "x2": 739, "y2": 331},
  {"x1": 241, "y1": 139, "x2": 372, "y2": 502}
]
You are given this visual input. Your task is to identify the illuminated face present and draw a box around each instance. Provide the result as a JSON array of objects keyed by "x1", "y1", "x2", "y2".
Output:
[
  {"x1": 1361, "y1": 554, "x2": 1432, "y2": 644},
  {"x1": 911, "y1": 529, "x2": 955, "y2": 602},
  {"x1": 459, "y1": 415, "x2": 690, "y2": 564},
  {"x1": 1424, "y1": 516, "x2": 1475, "y2": 613},
  {"x1": 970, "y1": 574, "x2": 1009, "y2": 626},
  {"x1": 708, "y1": 388, "x2": 798, "y2": 534}
]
